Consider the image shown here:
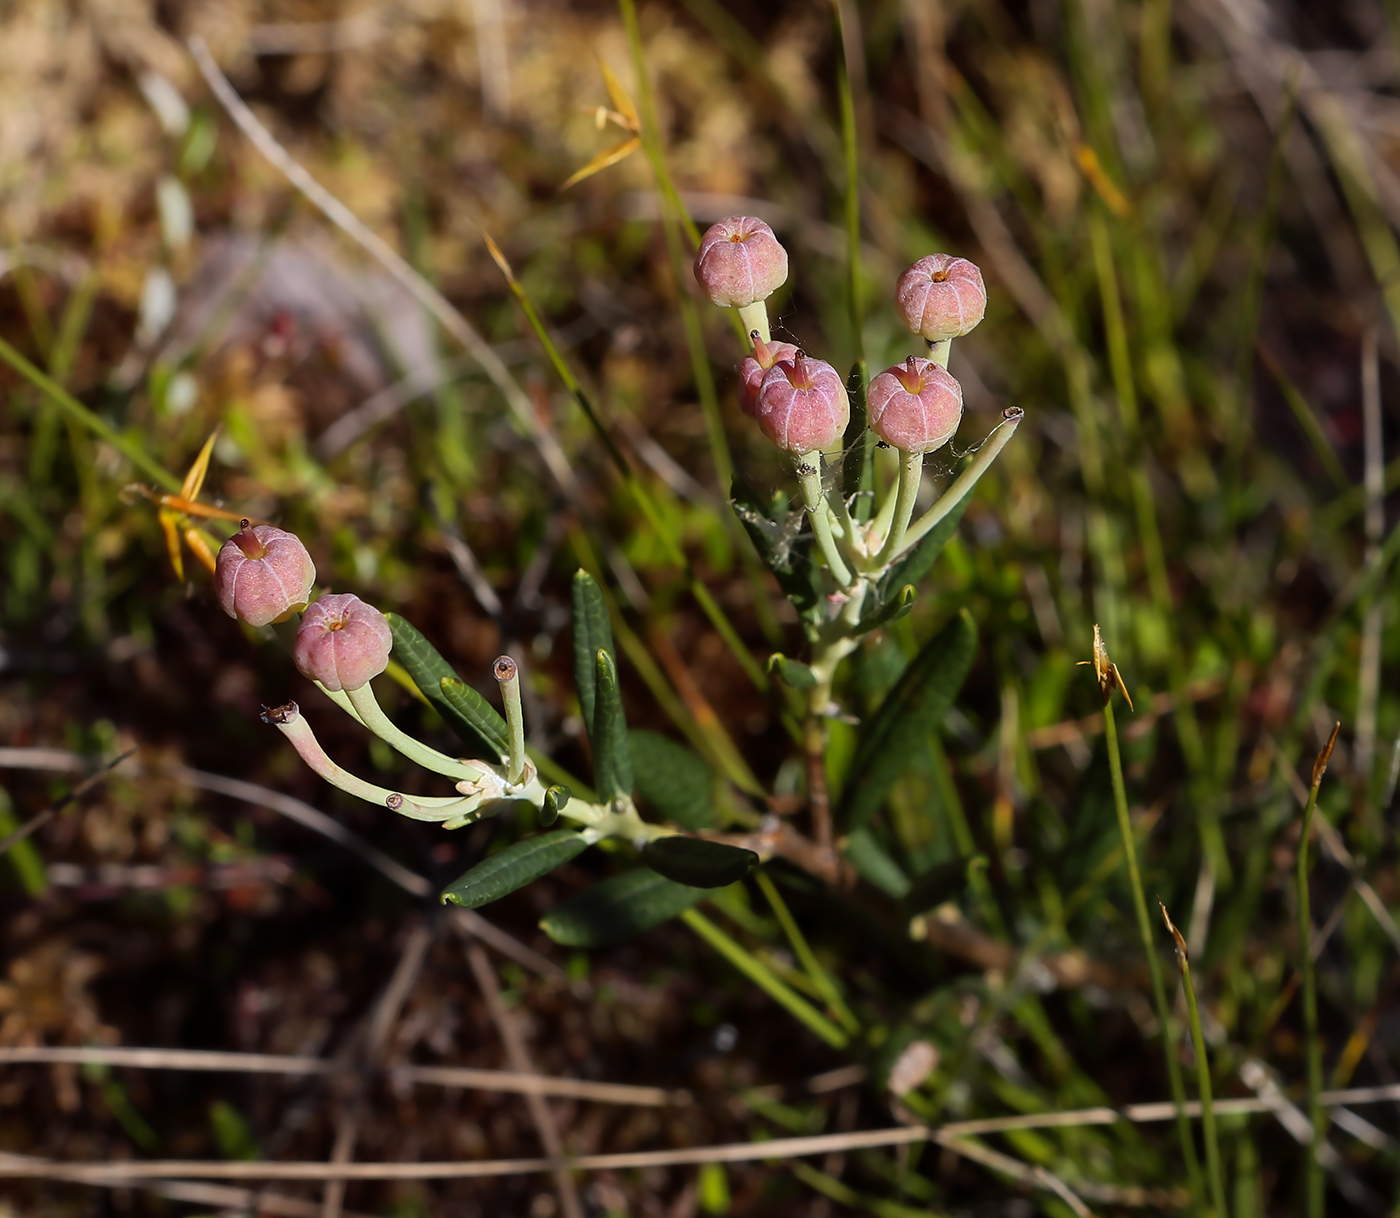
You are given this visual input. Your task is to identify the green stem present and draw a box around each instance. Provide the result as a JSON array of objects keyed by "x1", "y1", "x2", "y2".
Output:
[
  {"x1": 1299, "y1": 771, "x2": 1326, "y2": 1218},
  {"x1": 754, "y1": 871, "x2": 860, "y2": 1034},
  {"x1": 873, "y1": 450, "x2": 921, "y2": 566},
  {"x1": 1167, "y1": 907, "x2": 1228, "y2": 1218},
  {"x1": 681, "y1": 908, "x2": 849, "y2": 1048},
  {"x1": 899, "y1": 407, "x2": 1024, "y2": 553},
  {"x1": 344, "y1": 683, "x2": 484, "y2": 782},
  {"x1": 494, "y1": 656, "x2": 527, "y2": 786},
  {"x1": 0, "y1": 335, "x2": 180, "y2": 492},
  {"x1": 798, "y1": 463, "x2": 853, "y2": 585},
  {"x1": 1103, "y1": 698, "x2": 1206, "y2": 1210},
  {"x1": 738, "y1": 301, "x2": 771, "y2": 345}
]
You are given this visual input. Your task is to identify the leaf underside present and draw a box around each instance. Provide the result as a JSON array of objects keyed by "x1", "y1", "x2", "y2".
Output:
[
  {"x1": 641, "y1": 836, "x2": 758, "y2": 888},
  {"x1": 541, "y1": 868, "x2": 710, "y2": 946}
]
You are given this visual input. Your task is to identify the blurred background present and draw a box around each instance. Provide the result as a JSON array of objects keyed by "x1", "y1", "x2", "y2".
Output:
[{"x1": 3, "y1": 0, "x2": 1400, "y2": 1212}]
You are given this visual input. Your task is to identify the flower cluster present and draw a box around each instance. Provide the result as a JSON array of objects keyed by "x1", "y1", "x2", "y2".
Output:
[{"x1": 693, "y1": 215, "x2": 1011, "y2": 587}]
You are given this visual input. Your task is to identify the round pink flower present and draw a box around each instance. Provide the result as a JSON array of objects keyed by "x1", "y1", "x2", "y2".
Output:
[
  {"x1": 894, "y1": 254, "x2": 986, "y2": 342},
  {"x1": 694, "y1": 216, "x2": 789, "y2": 309},
  {"x1": 755, "y1": 352, "x2": 849, "y2": 455},
  {"x1": 293, "y1": 594, "x2": 393, "y2": 692},
  {"x1": 867, "y1": 357, "x2": 963, "y2": 453},
  {"x1": 738, "y1": 334, "x2": 800, "y2": 418},
  {"x1": 215, "y1": 521, "x2": 316, "y2": 628}
]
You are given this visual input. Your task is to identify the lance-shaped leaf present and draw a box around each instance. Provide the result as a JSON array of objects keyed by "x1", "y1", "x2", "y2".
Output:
[
  {"x1": 766, "y1": 653, "x2": 817, "y2": 690},
  {"x1": 439, "y1": 678, "x2": 510, "y2": 761},
  {"x1": 540, "y1": 785, "x2": 572, "y2": 828},
  {"x1": 841, "y1": 827, "x2": 911, "y2": 898},
  {"x1": 592, "y1": 649, "x2": 632, "y2": 801},
  {"x1": 385, "y1": 613, "x2": 506, "y2": 758},
  {"x1": 855, "y1": 584, "x2": 916, "y2": 636},
  {"x1": 839, "y1": 609, "x2": 978, "y2": 831},
  {"x1": 541, "y1": 868, "x2": 709, "y2": 946},
  {"x1": 442, "y1": 831, "x2": 592, "y2": 909},
  {"x1": 731, "y1": 475, "x2": 820, "y2": 619},
  {"x1": 629, "y1": 730, "x2": 717, "y2": 830},
  {"x1": 642, "y1": 836, "x2": 758, "y2": 888},
  {"x1": 572, "y1": 570, "x2": 613, "y2": 732},
  {"x1": 879, "y1": 497, "x2": 968, "y2": 602},
  {"x1": 842, "y1": 364, "x2": 874, "y2": 523}
]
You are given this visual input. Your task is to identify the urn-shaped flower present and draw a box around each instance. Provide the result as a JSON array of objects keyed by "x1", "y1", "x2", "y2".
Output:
[
  {"x1": 867, "y1": 357, "x2": 963, "y2": 454},
  {"x1": 694, "y1": 216, "x2": 789, "y2": 309},
  {"x1": 738, "y1": 334, "x2": 800, "y2": 419},
  {"x1": 754, "y1": 352, "x2": 849, "y2": 454},
  {"x1": 215, "y1": 521, "x2": 316, "y2": 628},
  {"x1": 894, "y1": 254, "x2": 987, "y2": 343},
  {"x1": 293, "y1": 594, "x2": 393, "y2": 692}
]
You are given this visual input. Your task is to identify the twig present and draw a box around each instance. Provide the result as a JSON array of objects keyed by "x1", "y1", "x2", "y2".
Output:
[
  {"x1": 185, "y1": 37, "x2": 581, "y2": 504},
  {"x1": 10, "y1": 1083, "x2": 1400, "y2": 1184},
  {"x1": 0, "y1": 746, "x2": 432, "y2": 899},
  {"x1": 452, "y1": 909, "x2": 569, "y2": 986},
  {"x1": 0, "y1": 748, "x2": 134, "y2": 858},
  {"x1": 322, "y1": 923, "x2": 434, "y2": 1218},
  {"x1": 465, "y1": 941, "x2": 585, "y2": 1218},
  {"x1": 0, "y1": 1047, "x2": 678, "y2": 1105}
]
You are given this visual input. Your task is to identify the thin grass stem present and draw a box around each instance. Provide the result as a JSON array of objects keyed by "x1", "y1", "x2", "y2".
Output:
[
  {"x1": 754, "y1": 871, "x2": 860, "y2": 1034},
  {"x1": 830, "y1": 0, "x2": 865, "y2": 378},
  {"x1": 681, "y1": 909, "x2": 849, "y2": 1049},
  {"x1": 1160, "y1": 901, "x2": 1228, "y2": 1218},
  {"x1": 1299, "y1": 722, "x2": 1340, "y2": 1218},
  {"x1": 1097, "y1": 646, "x2": 1206, "y2": 1212},
  {"x1": 0, "y1": 336, "x2": 179, "y2": 492}
]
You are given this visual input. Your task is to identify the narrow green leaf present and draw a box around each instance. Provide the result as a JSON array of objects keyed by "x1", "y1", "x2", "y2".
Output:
[
  {"x1": 572, "y1": 570, "x2": 613, "y2": 731},
  {"x1": 385, "y1": 613, "x2": 505, "y2": 757},
  {"x1": 879, "y1": 497, "x2": 968, "y2": 601},
  {"x1": 642, "y1": 836, "x2": 758, "y2": 888},
  {"x1": 541, "y1": 868, "x2": 709, "y2": 946},
  {"x1": 540, "y1": 785, "x2": 572, "y2": 828},
  {"x1": 629, "y1": 730, "x2": 718, "y2": 829},
  {"x1": 839, "y1": 609, "x2": 978, "y2": 831},
  {"x1": 766, "y1": 653, "x2": 817, "y2": 690},
  {"x1": 855, "y1": 584, "x2": 916, "y2": 636},
  {"x1": 842, "y1": 365, "x2": 873, "y2": 522},
  {"x1": 438, "y1": 677, "x2": 510, "y2": 761},
  {"x1": 442, "y1": 831, "x2": 591, "y2": 909},
  {"x1": 842, "y1": 827, "x2": 911, "y2": 898},
  {"x1": 592, "y1": 649, "x2": 632, "y2": 800}
]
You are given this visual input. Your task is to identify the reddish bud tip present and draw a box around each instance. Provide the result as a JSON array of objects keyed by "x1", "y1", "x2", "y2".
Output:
[
  {"x1": 216, "y1": 524, "x2": 316, "y2": 627},
  {"x1": 293, "y1": 593, "x2": 393, "y2": 692},
  {"x1": 754, "y1": 353, "x2": 849, "y2": 455},
  {"x1": 493, "y1": 655, "x2": 518, "y2": 682},
  {"x1": 867, "y1": 358, "x2": 964, "y2": 454},
  {"x1": 738, "y1": 337, "x2": 799, "y2": 418},
  {"x1": 894, "y1": 254, "x2": 987, "y2": 342},
  {"x1": 694, "y1": 215, "x2": 789, "y2": 308}
]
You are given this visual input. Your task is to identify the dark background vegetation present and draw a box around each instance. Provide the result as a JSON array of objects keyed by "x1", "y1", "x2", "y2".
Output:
[{"x1": 3, "y1": 0, "x2": 1400, "y2": 1212}]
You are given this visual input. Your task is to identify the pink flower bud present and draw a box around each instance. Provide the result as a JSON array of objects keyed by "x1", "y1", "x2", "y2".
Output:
[
  {"x1": 293, "y1": 593, "x2": 393, "y2": 692},
  {"x1": 867, "y1": 357, "x2": 963, "y2": 453},
  {"x1": 738, "y1": 333, "x2": 800, "y2": 418},
  {"x1": 215, "y1": 520, "x2": 316, "y2": 628},
  {"x1": 694, "y1": 216, "x2": 789, "y2": 309},
  {"x1": 755, "y1": 352, "x2": 849, "y2": 454},
  {"x1": 894, "y1": 254, "x2": 986, "y2": 342}
]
